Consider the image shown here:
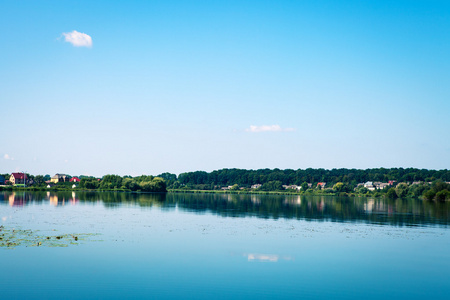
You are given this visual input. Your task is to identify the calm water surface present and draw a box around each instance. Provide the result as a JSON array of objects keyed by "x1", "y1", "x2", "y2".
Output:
[{"x1": 1, "y1": 191, "x2": 449, "y2": 299}]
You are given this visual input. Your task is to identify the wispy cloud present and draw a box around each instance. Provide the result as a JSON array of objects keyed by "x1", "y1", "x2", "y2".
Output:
[
  {"x1": 62, "y1": 30, "x2": 92, "y2": 47},
  {"x1": 4, "y1": 154, "x2": 14, "y2": 160},
  {"x1": 245, "y1": 125, "x2": 295, "y2": 133}
]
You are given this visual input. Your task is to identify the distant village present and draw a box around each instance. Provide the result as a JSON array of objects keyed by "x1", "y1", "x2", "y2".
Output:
[
  {"x1": 0, "y1": 173, "x2": 82, "y2": 188},
  {"x1": 215, "y1": 180, "x2": 426, "y2": 192}
]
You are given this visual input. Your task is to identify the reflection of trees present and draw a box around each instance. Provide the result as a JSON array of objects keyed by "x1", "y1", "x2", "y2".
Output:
[
  {"x1": 76, "y1": 191, "x2": 168, "y2": 208},
  {"x1": 0, "y1": 191, "x2": 449, "y2": 226},
  {"x1": 163, "y1": 193, "x2": 450, "y2": 227}
]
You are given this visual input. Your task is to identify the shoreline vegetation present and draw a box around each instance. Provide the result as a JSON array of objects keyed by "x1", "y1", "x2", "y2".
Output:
[{"x1": 1, "y1": 168, "x2": 450, "y2": 201}]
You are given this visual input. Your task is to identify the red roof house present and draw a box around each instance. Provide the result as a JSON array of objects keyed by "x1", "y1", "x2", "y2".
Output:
[
  {"x1": 70, "y1": 177, "x2": 81, "y2": 182},
  {"x1": 10, "y1": 173, "x2": 28, "y2": 185}
]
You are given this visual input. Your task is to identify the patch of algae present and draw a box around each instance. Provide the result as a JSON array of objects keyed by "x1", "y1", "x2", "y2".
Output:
[{"x1": 0, "y1": 225, "x2": 100, "y2": 249}]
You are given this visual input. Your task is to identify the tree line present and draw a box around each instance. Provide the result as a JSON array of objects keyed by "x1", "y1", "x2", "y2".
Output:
[
  {"x1": 157, "y1": 168, "x2": 450, "y2": 200},
  {"x1": 159, "y1": 168, "x2": 450, "y2": 187},
  {"x1": 80, "y1": 175, "x2": 166, "y2": 192},
  {"x1": 0, "y1": 173, "x2": 167, "y2": 193}
]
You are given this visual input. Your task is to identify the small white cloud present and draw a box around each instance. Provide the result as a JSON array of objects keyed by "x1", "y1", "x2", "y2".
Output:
[
  {"x1": 3, "y1": 154, "x2": 13, "y2": 160},
  {"x1": 245, "y1": 125, "x2": 295, "y2": 133},
  {"x1": 62, "y1": 30, "x2": 93, "y2": 47},
  {"x1": 64, "y1": 159, "x2": 69, "y2": 163}
]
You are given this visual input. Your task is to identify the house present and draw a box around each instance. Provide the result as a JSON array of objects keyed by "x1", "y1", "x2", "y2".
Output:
[
  {"x1": 377, "y1": 183, "x2": 390, "y2": 190},
  {"x1": 283, "y1": 185, "x2": 301, "y2": 191},
  {"x1": 10, "y1": 173, "x2": 28, "y2": 185},
  {"x1": 251, "y1": 184, "x2": 262, "y2": 189},
  {"x1": 364, "y1": 181, "x2": 375, "y2": 191},
  {"x1": 373, "y1": 182, "x2": 382, "y2": 188},
  {"x1": 317, "y1": 182, "x2": 326, "y2": 189},
  {"x1": 373, "y1": 182, "x2": 390, "y2": 190},
  {"x1": 0, "y1": 175, "x2": 5, "y2": 184},
  {"x1": 70, "y1": 177, "x2": 81, "y2": 183},
  {"x1": 51, "y1": 174, "x2": 69, "y2": 183}
]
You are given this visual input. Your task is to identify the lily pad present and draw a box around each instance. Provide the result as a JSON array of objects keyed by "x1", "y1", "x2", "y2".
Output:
[{"x1": 0, "y1": 225, "x2": 100, "y2": 249}]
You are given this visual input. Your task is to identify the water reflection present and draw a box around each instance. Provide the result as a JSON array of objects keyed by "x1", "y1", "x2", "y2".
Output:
[
  {"x1": 245, "y1": 254, "x2": 294, "y2": 262},
  {"x1": 1, "y1": 191, "x2": 449, "y2": 227},
  {"x1": 247, "y1": 254, "x2": 279, "y2": 262}
]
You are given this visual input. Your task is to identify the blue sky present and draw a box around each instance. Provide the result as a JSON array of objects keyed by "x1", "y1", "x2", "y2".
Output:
[{"x1": 1, "y1": 0, "x2": 449, "y2": 176}]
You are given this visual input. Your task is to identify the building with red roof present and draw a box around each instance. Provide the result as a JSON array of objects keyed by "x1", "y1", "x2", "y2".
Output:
[
  {"x1": 10, "y1": 173, "x2": 28, "y2": 185},
  {"x1": 70, "y1": 177, "x2": 81, "y2": 182}
]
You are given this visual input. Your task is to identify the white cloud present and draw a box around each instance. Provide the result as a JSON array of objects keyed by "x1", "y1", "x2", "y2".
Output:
[
  {"x1": 62, "y1": 30, "x2": 92, "y2": 47},
  {"x1": 245, "y1": 125, "x2": 295, "y2": 133},
  {"x1": 3, "y1": 154, "x2": 13, "y2": 160}
]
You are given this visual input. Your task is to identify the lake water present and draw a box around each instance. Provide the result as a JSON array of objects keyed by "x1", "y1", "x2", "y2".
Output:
[{"x1": 1, "y1": 191, "x2": 449, "y2": 299}]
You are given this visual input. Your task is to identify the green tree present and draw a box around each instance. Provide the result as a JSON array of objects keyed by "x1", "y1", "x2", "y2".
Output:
[
  {"x1": 333, "y1": 182, "x2": 344, "y2": 192},
  {"x1": 230, "y1": 184, "x2": 240, "y2": 190},
  {"x1": 260, "y1": 181, "x2": 284, "y2": 191},
  {"x1": 301, "y1": 182, "x2": 309, "y2": 191},
  {"x1": 435, "y1": 190, "x2": 450, "y2": 202},
  {"x1": 395, "y1": 183, "x2": 408, "y2": 198},
  {"x1": 386, "y1": 188, "x2": 397, "y2": 199},
  {"x1": 80, "y1": 178, "x2": 100, "y2": 189},
  {"x1": 34, "y1": 175, "x2": 45, "y2": 186},
  {"x1": 423, "y1": 190, "x2": 436, "y2": 201}
]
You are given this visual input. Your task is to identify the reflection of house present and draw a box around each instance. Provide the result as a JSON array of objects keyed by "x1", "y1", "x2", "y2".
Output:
[
  {"x1": 10, "y1": 173, "x2": 27, "y2": 185},
  {"x1": 364, "y1": 200, "x2": 375, "y2": 212},
  {"x1": 8, "y1": 192, "x2": 27, "y2": 206},
  {"x1": 49, "y1": 195, "x2": 59, "y2": 206},
  {"x1": 70, "y1": 177, "x2": 80, "y2": 182},
  {"x1": 51, "y1": 174, "x2": 69, "y2": 183}
]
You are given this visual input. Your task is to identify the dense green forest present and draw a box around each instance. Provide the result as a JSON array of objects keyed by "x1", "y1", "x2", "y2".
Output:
[{"x1": 166, "y1": 168, "x2": 450, "y2": 187}]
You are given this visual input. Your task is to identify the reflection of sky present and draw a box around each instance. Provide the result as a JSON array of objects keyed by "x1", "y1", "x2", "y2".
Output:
[
  {"x1": 246, "y1": 253, "x2": 294, "y2": 262},
  {"x1": 247, "y1": 253, "x2": 279, "y2": 262}
]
